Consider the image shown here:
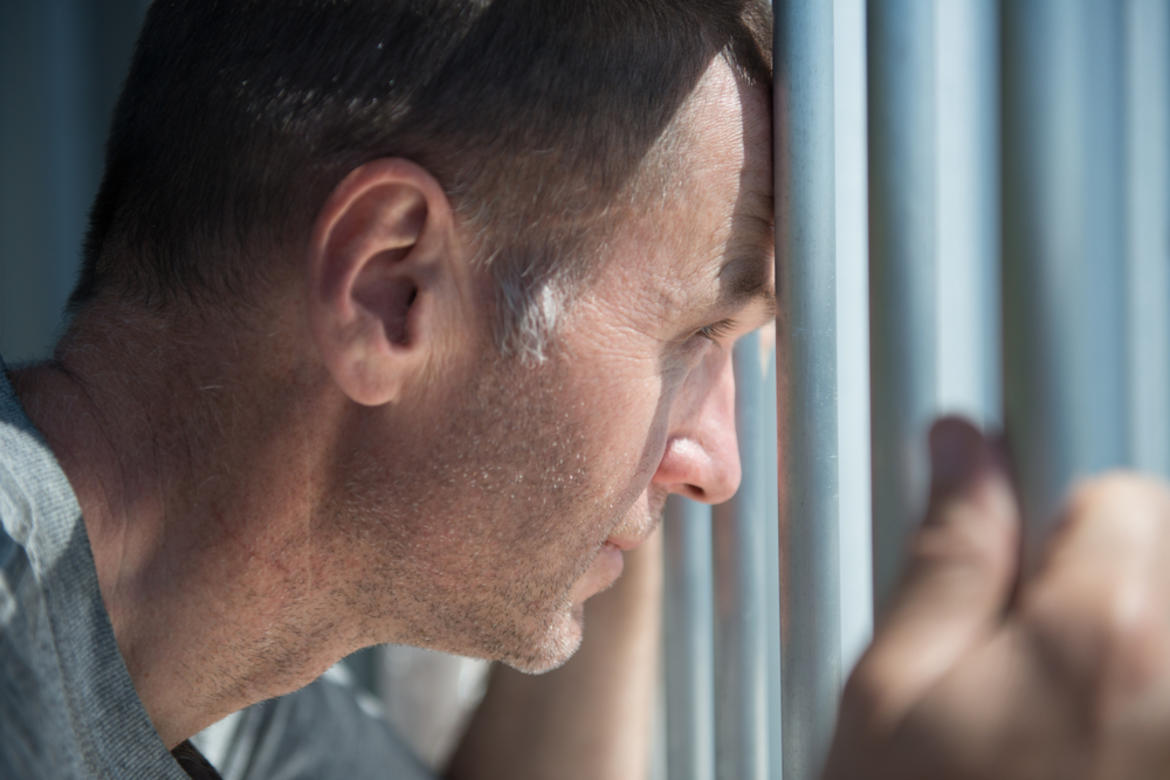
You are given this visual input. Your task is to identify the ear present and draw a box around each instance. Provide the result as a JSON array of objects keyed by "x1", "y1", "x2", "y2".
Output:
[{"x1": 307, "y1": 158, "x2": 457, "y2": 406}]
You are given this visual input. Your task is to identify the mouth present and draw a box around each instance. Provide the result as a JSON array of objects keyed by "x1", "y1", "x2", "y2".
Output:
[
  {"x1": 600, "y1": 491, "x2": 665, "y2": 556},
  {"x1": 604, "y1": 535, "x2": 642, "y2": 552}
]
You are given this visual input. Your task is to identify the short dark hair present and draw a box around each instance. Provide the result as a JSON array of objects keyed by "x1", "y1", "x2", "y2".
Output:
[{"x1": 73, "y1": 0, "x2": 771, "y2": 356}]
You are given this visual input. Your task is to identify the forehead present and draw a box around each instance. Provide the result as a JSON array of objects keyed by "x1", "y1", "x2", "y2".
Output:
[{"x1": 601, "y1": 57, "x2": 774, "y2": 318}]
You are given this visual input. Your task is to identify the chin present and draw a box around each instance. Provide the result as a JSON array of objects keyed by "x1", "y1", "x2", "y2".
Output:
[{"x1": 499, "y1": 602, "x2": 586, "y2": 675}]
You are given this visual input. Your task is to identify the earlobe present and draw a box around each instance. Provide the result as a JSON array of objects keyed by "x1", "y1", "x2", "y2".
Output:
[{"x1": 306, "y1": 159, "x2": 454, "y2": 407}]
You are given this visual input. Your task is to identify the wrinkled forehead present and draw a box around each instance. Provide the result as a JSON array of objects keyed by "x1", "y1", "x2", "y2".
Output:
[
  {"x1": 685, "y1": 56, "x2": 773, "y2": 233},
  {"x1": 649, "y1": 58, "x2": 774, "y2": 303},
  {"x1": 577, "y1": 57, "x2": 774, "y2": 331}
]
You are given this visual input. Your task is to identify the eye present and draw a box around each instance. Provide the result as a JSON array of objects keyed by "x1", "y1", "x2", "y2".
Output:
[{"x1": 696, "y1": 318, "x2": 738, "y2": 342}]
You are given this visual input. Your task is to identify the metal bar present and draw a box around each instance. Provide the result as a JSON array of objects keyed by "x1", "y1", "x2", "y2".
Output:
[
  {"x1": 1001, "y1": 0, "x2": 1129, "y2": 560},
  {"x1": 1126, "y1": 0, "x2": 1170, "y2": 479},
  {"x1": 832, "y1": 0, "x2": 873, "y2": 677},
  {"x1": 936, "y1": 0, "x2": 1002, "y2": 428},
  {"x1": 775, "y1": 1, "x2": 839, "y2": 777},
  {"x1": 866, "y1": 0, "x2": 937, "y2": 614},
  {"x1": 760, "y1": 335, "x2": 782, "y2": 780},
  {"x1": 713, "y1": 332, "x2": 774, "y2": 780},
  {"x1": 662, "y1": 497, "x2": 715, "y2": 780}
]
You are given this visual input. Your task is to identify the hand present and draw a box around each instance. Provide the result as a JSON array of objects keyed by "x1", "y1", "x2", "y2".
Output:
[{"x1": 823, "y1": 418, "x2": 1170, "y2": 780}]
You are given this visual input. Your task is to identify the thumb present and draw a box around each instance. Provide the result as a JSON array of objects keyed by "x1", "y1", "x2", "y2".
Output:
[{"x1": 851, "y1": 417, "x2": 1020, "y2": 728}]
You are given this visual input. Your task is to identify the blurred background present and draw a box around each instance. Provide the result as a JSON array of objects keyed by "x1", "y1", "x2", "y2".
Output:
[{"x1": 0, "y1": 2, "x2": 145, "y2": 361}]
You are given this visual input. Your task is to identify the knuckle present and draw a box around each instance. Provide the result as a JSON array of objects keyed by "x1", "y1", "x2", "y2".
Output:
[
  {"x1": 1097, "y1": 589, "x2": 1168, "y2": 695},
  {"x1": 1064, "y1": 472, "x2": 1170, "y2": 521},
  {"x1": 1053, "y1": 473, "x2": 1170, "y2": 559},
  {"x1": 1022, "y1": 574, "x2": 1170, "y2": 733}
]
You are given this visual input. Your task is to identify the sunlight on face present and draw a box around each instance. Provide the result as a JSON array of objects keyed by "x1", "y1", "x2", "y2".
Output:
[{"x1": 337, "y1": 57, "x2": 775, "y2": 674}]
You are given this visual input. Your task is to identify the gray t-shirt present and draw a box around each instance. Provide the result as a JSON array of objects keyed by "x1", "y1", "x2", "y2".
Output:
[
  {"x1": 194, "y1": 664, "x2": 434, "y2": 780},
  {"x1": 0, "y1": 362, "x2": 193, "y2": 778},
  {"x1": 0, "y1": 362, "x2": 433, "y2": 779}
]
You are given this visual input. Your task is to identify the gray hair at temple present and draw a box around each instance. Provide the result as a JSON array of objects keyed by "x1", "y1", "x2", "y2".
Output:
[{"x1": 72, "y1": 0, "x2": 772, "y2": 361}]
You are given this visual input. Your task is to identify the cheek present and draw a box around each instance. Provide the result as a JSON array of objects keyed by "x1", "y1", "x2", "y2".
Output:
[{"x1": 580, "y1": 369, "x2": 677, "y2": 496}]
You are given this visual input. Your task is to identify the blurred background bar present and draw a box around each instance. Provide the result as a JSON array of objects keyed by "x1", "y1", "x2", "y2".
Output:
[
  {"x1": 774, "y1": 1, "x2": 840, "y2": 778},
  {"x1": 662, "y1": 497, "x2": 715, "y2": 780},
  {"x1": 760, "y1": 347, "x2": 782, "y2": 780},
  {"x1": 936, "y1": 0, "x2": 1001, "y2": 429},
  {"x1": 1001, "y1": 0, "x2": 1130, "y2": 563},
  {"x1": 866, "y1": 0, "x2": 937, "y2": 614},
  {"x1": 832, "y1": 0, "x2": 874, "y2": 690},
  {"x1": 712, "y1": 331, "x2": 777, "y2": 780},
  {"x1": 1125, "y1": 0, "x2": 1170, "y2": 479}
]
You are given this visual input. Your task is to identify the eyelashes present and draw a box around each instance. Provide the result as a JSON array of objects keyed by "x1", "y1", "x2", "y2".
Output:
[{"x1": 696, "y1": 318, "x2": 738, "y2": 342}]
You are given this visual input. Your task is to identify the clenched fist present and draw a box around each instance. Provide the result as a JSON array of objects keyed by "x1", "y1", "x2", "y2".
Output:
[{"x1": 824, "y1": 418, "x2": 1170, "y2": 780}]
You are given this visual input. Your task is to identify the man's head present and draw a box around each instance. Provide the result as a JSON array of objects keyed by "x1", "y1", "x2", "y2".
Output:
[
  {"x1": 73, "y1": 0, "x2": 770, "y2": 359},
  {"x1": 65, "y1": 0, "x2": 774, "y2": 674}
]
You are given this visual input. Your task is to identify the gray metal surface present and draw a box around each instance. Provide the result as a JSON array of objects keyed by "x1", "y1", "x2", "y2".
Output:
[
  {"x1": 866, "y1": 0, "x2": 937, "y2": 614},
  {"x1": 1126, "y1": 0, "x2": 1170, "y2": 479},
  {"x1": 713, "y1": 332, "x2": 776, "y2": 780},
  {"x1": 1002, "y1": 0, "x2": 1130, "y2": 562},
  {"x1": 662, "y1": 497, "x2": 715, "y2": 780},
  {"x1": 775, "y1": 2, "x2": 840, "y2": 777}
]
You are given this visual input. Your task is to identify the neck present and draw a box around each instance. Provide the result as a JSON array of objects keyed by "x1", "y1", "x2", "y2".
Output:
[{"x1": 11, "y1": 306, "x2": 360, "y2": 747}]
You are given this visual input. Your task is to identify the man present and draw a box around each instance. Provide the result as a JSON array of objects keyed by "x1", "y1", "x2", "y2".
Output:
[{"x1": 3, "y1": 1, "x2": 1170, "y2": 779}]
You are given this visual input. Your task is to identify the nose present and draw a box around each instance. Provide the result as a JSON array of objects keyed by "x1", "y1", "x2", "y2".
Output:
[{"x1": 653, "y1": 346, "x2": 741, "y2": 504}]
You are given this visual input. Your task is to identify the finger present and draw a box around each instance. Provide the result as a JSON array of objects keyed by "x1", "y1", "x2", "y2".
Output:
[
  {"x1": 1019, "y1": 474, "x2": 1170, "y2": 708},
  {"x1": 848, "y1": 417, "x2": 1020, "y2": 728}
]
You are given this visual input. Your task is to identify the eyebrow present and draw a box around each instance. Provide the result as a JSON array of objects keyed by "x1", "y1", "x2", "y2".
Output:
[
  {"x1": 717, "y1": 250, "x2": 777, "y2": 320},
  {"x1": 714, "y1": 174, "x2": 777, "y2": 319}
]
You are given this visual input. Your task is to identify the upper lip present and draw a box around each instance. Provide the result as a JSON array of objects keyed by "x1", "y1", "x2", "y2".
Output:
[{"x1": 605, "y1": 536, "x2": 642, "y2": 552}]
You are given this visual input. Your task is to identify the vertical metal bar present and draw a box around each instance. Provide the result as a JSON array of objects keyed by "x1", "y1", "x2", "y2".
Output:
[
  {"x1": 760, "y1": 335, "x2": 782, "y2": 780},
  {"x1": 775, "y1": 1, "x2": 839, "y2": 778},
  {"x1": 832, "y1": 0, "x2": 873, "y2": 676},
  {"x1": 713, "y1": 333, "x2": 773, "y2": 780},
  {"x1": 662, "y1": 497, "x2": 715, "y2": 780},
  {"x1": 1002, "y1": 0, "x2": 1128, "y2": 558},
  {"x1": 1126, "y1": 0, "x2": 1170, "y2": 479},
  {"x1": 867, "y1": 0, "x2": 937, "y2": 614},
  {"x1": 936, "y1": 0, "x2": 1002, "y2": 428}
]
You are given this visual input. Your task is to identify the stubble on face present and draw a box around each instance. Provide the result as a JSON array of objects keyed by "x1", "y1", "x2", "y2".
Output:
[
  {"x1": 323, "y1": 58, "x2": 763, "y2": 676},
  {"x1": 329, "y1": 338, "x2": 655, "y2": 673}
]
